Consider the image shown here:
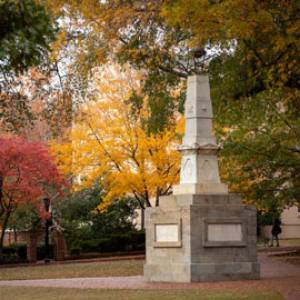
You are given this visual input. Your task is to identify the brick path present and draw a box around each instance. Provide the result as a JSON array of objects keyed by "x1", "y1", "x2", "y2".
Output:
[{"x1": 0, "y1": 253, "x2": 299, "y2": 300}]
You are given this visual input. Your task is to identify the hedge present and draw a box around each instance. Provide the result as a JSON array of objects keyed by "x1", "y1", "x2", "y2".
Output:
[
  {"x1": 70, "y1": 230, "x2": 145, "y2": 255},
  {"x1": 1, "y1": 243, "x2": 55, "y2": 263},
  {"x1": 1, "y1": 243, "x2": 27, "y2": 263},
  {"x1": 3, "y1": 243, "x2": 27, "y2": 259},
  {"x1": 2, "y1": 230, "x2": 145, "y2": 261},
  {"x1": 37, "y1": 244, "x2": 54, "y2": 260}
]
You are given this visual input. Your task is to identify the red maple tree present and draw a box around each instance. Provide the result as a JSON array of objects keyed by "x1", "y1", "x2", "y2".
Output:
[{"x1": 0, "y1": 136, "x2": 65, "y2": 256}]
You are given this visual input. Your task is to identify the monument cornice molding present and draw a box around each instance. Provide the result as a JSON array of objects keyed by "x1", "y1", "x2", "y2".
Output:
[{"x1": 177, "y1": 143, "x2": 219, "y2": 151}]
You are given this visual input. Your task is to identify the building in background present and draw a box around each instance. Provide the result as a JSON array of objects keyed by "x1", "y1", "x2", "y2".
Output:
[{"x1": 280, "y1": 205, "x2": 300, "y2": 239}]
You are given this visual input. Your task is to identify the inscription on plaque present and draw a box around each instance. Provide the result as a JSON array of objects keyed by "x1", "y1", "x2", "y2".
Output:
[
  {"x1": 207, "y1": 224, "x2": 242, "y2": 242},
  {"x1": 155, "y1": 224, "x2": 179, "y2": 242}
]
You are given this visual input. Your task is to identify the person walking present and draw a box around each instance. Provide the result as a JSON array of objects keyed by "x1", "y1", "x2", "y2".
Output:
[{"x1": 271, "y1": 217, "x2": 282, "y2": 247}]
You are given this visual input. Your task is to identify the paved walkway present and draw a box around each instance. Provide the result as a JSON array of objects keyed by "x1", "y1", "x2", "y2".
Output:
[{"x1": 0, "y1": 253, "x2": 299, "y2": 300}]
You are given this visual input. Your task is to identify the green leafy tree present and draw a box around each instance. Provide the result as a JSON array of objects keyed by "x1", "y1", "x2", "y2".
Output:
[
  {"x1": 45, "y1": 0, "x2": 200, "y2": 132},
  {"x1": 54, "y1": 183, "x2": 139, "y2": 250},
  {"x1": 8, "y1": 204, "x2": 41, "y2": 232},
  {"x1": 0, "y1": 0, "x2": 59, "y2": 133},
  {"x1": 5, "y1": 204, "x2": 41, "y2": 246},
  {"x1": 0, "y1": 0, "x2": 56, "y2": 73},
  {"x1": 209, "y1": 47, "x2": 299, "y2": 215}
]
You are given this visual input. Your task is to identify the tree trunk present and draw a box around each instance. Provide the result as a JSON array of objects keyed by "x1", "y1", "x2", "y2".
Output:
[
  {"x1": 155, "y1": 188, "x2": 160, "y2": 207},
  {"x1": 145, "y1": 193, "x2": 151, "y2": 208},
  {"x1": 0, "y1": 175, "x2": 3, "y2": 202},
  {"x1": 13, "y1": 227, "x2": 17, "y2": 243},
  {"x1": 0, "y1": 211, "x2": 11, "y2": 262},
  {"x1": 140, "y1": 207, "x2": 145, "y2": 230},
  {"x1": 0, "y1": 175, "x2": 3, "y2": 218}
]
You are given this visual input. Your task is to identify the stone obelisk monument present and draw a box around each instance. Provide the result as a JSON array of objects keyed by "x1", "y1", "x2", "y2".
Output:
[{"x1": 144, "y1": 75, "x2": 260, "y2": 282}]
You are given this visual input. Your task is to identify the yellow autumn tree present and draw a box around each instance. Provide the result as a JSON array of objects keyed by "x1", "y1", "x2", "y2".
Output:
[{"x1": 51, "y1": 66, "x2": 182, "y2": 216}]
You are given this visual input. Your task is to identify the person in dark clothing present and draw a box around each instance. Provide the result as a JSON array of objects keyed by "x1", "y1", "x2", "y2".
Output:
[{"x1": 271, "y1": 218, "x2": 282, "y2": 247}]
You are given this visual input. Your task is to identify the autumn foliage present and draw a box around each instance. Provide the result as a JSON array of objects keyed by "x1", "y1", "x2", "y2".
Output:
[
  {"x1": 51, "y1": 67, "x2": 182, "y2": 212},
  {"x1": 0, "y1": 136, "x2": 65, "y2": 254}
]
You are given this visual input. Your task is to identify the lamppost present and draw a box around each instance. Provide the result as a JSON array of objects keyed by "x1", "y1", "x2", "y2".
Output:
[{"x1": 43, "y1": 198, "x2": 52, "y2": 263}]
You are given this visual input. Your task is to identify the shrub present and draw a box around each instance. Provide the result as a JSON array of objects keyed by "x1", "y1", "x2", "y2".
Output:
[
  {"x1": 3, "y1": 243, "x2": 27, "y2": 258},
  {"x1": 1, "y1": 243, "x2": 27, "y2": 263},
  {"x1": 76, "y1": 230, "x2": 145, "y2": 254},
  {"x1": 69, "y1": 245, "x2": 82, "y2": 256},
  {"x1": 1, "y1": 253, "x2": 20, "y2": 264},
  {"x1": 10, "y1": 243, "x2": 27, "y2": 259},
  {"x1": 78, "y1": 238, "x2": 109, "y2": 253},
  {"x1": 37, "y1": 244, "x2": 54, "y2": 260}
]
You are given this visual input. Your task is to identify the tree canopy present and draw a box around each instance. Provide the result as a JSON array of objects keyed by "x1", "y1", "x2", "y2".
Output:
[
  {"x1": 51, "y1": 66, "x2": 182, "y2": 212},
  {"x1": 0, "y1": 1, "x2": 297, "y2": 217},
  {"x1": 0, "y1": 1, "x2": 71, "y2": 135},
  {"x1": 54, "y1": 183, "x2": 138, "y2": 250},
  {"x1": 0, "y1": 136, "x2": 65, "y2": 257},
  {"x1": 45, "y1": 0, "x2": 299, "y2": 214},
  {"x1": 0, "y1": 0, "x2": 56, "y2": 73}
]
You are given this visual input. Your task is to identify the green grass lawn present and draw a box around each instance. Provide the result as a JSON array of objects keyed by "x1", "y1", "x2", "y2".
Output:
[
  {"x1": 0, "y1": 259, "x2": 144, "y2": 280},
  {"x1": 0, "y1": 287, "x2": 284, "y2": 300},
  {"x1": 257, "y1": 239, "x2": 300, "y2": 248},
  {"x1": 279, "y1": 239, "x2": 300, "y2": 247}
]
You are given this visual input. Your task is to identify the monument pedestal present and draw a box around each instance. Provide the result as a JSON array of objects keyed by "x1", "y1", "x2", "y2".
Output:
[
  {"x1": 144, "y1": 75, "x2": 260, "y2": 282},
  {"x1": 173, "y1": 182, "x2": 228, "y2": 195},
  {"x1": 144, "y1": 194, "x2": 260, "y2": 282}
]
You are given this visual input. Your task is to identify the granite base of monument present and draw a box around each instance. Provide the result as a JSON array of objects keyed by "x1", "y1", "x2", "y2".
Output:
[
  {"x1": 144, "y1": 74, "x2": 260, "y2": 282},
  {"x1": 144, "y1": 194, "x2": 260, "y2": 282}
]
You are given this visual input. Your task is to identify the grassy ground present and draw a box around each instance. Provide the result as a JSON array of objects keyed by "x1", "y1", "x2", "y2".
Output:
[
  {"x1": 279, "y1": 239, "x2": 300, "y2": 247},
  {"x1": 0, "y1": 259, "x2": 144, "y2": 280},
  {"x1": 257, "y1": 239, "x2": 300, "y2": 248},
  {"x1": 0, "y1": 287, "x2": 284, "y2": 300}
]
